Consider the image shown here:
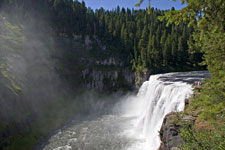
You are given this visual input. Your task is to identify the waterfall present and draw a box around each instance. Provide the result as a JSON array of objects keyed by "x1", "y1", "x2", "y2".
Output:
[
  {"x1": 126, "y1": 73, "x2": 195, "y2": 150},
  {"x1": 42, "y1": 71, "x2": 210, "y2": 150}
]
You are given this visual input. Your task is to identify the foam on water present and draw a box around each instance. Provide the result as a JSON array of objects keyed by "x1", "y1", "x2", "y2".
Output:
[
  {"x1": 123, "y1": 73, "x2": 193, "y2": 150},
  {"x1": 42, "y1": 71, "x2": 210, "y2": 150}
]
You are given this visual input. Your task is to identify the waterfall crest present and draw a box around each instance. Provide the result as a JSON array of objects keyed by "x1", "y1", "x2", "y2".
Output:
[
  {"x1": 132, "y1": 73, "x2": 193, "y2": 149},
  {"x1": 42, "y1": 71, "x2": 210, "y2": 150}
]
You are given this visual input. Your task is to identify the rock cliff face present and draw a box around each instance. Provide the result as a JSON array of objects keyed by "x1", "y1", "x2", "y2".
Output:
[
  {"x1": 54, "y1": 36, "x2": 135, "y2": 92},
  {"x1": 81, "y1": 67, "x2": 135, "y2": 91},
  {"x1": 135, "y1": 69, "x2": 151, "y2": 88},
  {"x1": 159, "y1": 112, "x2": 196, "y2": 150},
  {"x1": 159, "y1": 112, "x2": 183, "y2": 150}
]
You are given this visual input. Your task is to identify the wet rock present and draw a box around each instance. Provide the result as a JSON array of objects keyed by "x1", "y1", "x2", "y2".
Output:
[
  {"x1": 159, "y1": 112, "x2": 197, "y2": 150},
  {"x1": 81, "y1": 69, "x2": 135, "y2": 91},
  {"x1": 184, "y1": 99, "x2": 189, "y2": 105},
  {"x1": 159, "y1": 112, "x2": 183, "y2": 150}
]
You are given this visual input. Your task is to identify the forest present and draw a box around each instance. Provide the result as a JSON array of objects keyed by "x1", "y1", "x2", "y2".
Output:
[
  {"x1": 1, "y1": 0, "x2": 204, "y2": 72},
  {"x1": 0, "y1": 0, "x2": 224, "y2": 149},
  {"x1": 49, "y1": 0, "x2": 203, "y2": 72}
]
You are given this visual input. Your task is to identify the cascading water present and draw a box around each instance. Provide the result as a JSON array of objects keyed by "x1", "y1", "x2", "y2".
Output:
[
  {"x1": 41, "y1": 71, "x2": 209, "y2": 150},
  {"x1": 131, "y1": 73, "x2": 193, "y2": 149}
]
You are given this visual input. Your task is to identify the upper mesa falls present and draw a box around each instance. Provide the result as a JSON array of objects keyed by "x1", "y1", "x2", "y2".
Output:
[
  {"x1": 40, "y1": 71, "x2": 210, "y2": 150},
  {"x1": 0, "y1": 1, "x2": 210, "y2": 150}
]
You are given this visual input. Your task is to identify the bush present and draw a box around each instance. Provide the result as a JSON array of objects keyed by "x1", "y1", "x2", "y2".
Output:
[{"x1": 180, "y1": 122, "x2": 225, "y2": 150}]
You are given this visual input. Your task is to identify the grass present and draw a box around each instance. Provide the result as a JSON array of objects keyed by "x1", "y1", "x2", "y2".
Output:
[{"x1": 176, "y1": 79, "x2": 225, "y2": 150}]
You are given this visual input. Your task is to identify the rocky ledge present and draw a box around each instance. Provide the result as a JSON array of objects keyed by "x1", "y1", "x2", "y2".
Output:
[{"x1": 159, "y1": 112, "x2": 196, "y2": 150}]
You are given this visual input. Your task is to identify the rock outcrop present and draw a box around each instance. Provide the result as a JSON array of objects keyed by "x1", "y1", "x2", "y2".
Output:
[
  {"x1": 159, "y1": 112, "x2": 196, "y2": 150},
  {"x1": 135, "y1": 69, "x2": 151, "y2": 88},
  {"x1": 159, "y1": 112, "x2": 183, "y2": 150},
  {"x1": 81, "y1": 68, "x2": 135, "y2": 91},
  {"x1": 53, "y1": 36, "x2": 136, "y2": 92}
]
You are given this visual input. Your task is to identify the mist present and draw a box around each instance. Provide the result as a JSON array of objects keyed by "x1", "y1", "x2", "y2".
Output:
[
  {"x1": 0, "y1": 6, "x2": 58, "y2": 117},
  {"x1": 0, "y1": 1, "x2": 213, "y2": 150},
  {"x1": 0, "y1": 2, "x2": 135, "y2": 149},
  {"x1": 0, "y1": 3, "x2": 72, "y2": 149}
]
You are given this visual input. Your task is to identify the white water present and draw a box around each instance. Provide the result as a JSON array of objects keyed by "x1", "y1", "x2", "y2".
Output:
[
  {"x1": 42, "y1": 71, "x2": 209, "y2": 150},
  {"x1": 121, "y1": 73, "x2": 193, "y2": 150}
]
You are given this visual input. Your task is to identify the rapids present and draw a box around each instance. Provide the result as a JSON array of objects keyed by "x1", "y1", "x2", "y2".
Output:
[{"x1": 42, "y1": 71, "x2": 210, "y2": 150}]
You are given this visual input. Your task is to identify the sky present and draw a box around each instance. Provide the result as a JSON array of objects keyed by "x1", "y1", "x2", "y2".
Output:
[{"x1": 78, "y1": 0, "x2": 186, "y2": 11}]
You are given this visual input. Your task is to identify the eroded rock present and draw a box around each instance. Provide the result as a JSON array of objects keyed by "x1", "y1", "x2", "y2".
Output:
[
  {"x1": 159, "y1": 112, "x2": 196, "y2": 150},
  {"x1": 159, "y1": 112, "x2": 183, "y2": 150}
]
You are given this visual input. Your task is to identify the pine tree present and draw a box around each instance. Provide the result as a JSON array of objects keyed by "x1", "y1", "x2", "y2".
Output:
[
  {"x1": 171, "y1": 40, "x2": 177, "y2": 65},
  {"x1": 178, "y1": 37, "x2": 184, "y2": 64},
  {"x1": 147, "y1": 33, "x2": 153, "y2": 67}
]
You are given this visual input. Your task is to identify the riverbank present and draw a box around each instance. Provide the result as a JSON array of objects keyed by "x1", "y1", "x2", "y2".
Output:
[{"x1": 159, "y1": 81, "x2": 225, "y2": 150}]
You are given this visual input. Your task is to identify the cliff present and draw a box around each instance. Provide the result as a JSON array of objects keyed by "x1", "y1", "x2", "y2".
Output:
[
  {"x1": 158, "y1": 90, "x2": 205, "y2": 150},
  {"x1": 159, "y1": 112, "x2": 196, "y2": 150},
  {"x1": 53, "y1": 36, "x2": 135, "y2": 92}
]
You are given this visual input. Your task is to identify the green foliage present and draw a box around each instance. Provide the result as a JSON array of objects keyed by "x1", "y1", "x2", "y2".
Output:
[
  {"x1": 2, "y1": 0, "x2": 201, "y2": 73},
  {"x1": 169, "y1": 112, "x2": 182, "y2": 125},
  {"x1": 156, "y1": 0, "x2": 225, "y2": 149},
  {"x1": 0, "y1": 16, "x2": 24, "y2": 95},
  {"x1": 135, "y1": 0, "x2": 144, "y2": 7},
  {"x1": 180, "y1": 123, "x2": 225, "y2": 150},
  {"x1": 0, "y1": 0, "x2": 220, "y2": 149},
  {"x1": 94, "y1": 7, "x2": 201, "y2": 72},
  {"x1": 2, "y1": 0, "x2": 203, "y2": 73},
  {"x1": 188, "y1": 80, "x2": 225, "y2": 121},
  {"x1": 160, "y1": 0, "x2": 225, "y2": 121},
  {"x1": 1, "y1": 95, "x2": 81, "y2": 150}
]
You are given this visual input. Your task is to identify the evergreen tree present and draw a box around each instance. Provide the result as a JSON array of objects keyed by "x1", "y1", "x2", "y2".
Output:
[
  {"x1": 178, "y1": 37, "x2": 184, "y2": 64},
  {"x1": 4, "y1": 0, "x2": 200, "y2": 71},
  {"x1": 171, "y1": 40, "x2": 177, "y2": 65}
]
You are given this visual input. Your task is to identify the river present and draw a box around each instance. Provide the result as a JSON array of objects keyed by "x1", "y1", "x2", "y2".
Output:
[{"x1": 41, "y1": 71, "x2": 210, "y2": 150}]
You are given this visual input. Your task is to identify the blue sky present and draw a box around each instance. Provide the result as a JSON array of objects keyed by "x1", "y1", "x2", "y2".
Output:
[{"x1": 78, "y1": 0, "x2": 186, "y2": 10}]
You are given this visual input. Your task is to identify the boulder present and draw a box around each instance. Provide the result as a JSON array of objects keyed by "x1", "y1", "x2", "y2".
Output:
[
  {"x1": 159, "y1": 112, "x2": 183, "y2": 150},
  {"x1": 159, "y1": 112, "x2": 196, "y2": 150}
]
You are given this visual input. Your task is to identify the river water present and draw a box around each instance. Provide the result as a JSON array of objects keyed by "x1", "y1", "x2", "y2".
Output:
[{"x1": 42, "y1": 71, "x2": 210, "y2": 150}]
